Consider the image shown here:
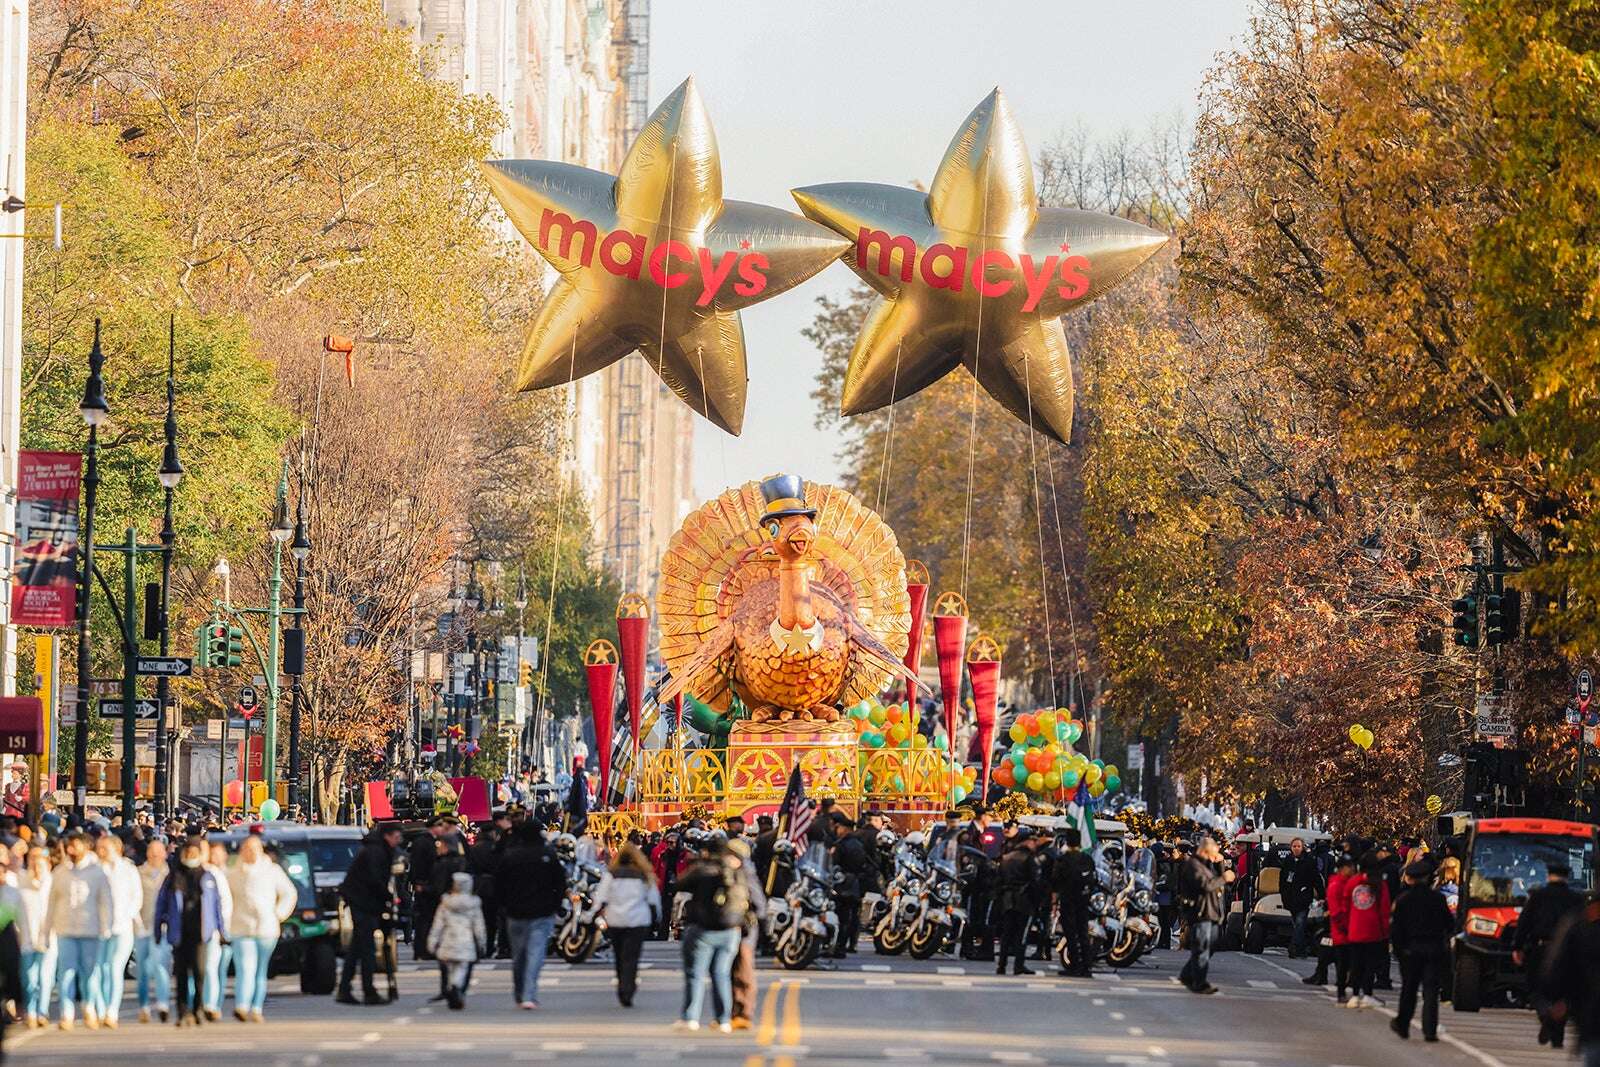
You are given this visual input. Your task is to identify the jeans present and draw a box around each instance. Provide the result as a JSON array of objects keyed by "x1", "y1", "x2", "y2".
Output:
[
  {"x1": 233, "y1": 935, "x2": 278, "y2": 1013},
  {"x1": 203, "y1": 936, "x2": 231, "y2": 1013},
  {"x1": 1289, "y1": 909, "x2": 1309, "y2": 955},
  {"x1": 506, "y1": 915, "x2": 556, "y2": 1005},
  {"x1": 100, "y1": 931, "x2": 135, "y2": 1020},
  {"x1": 610, "y1": 927, "x2": 647, "y2": 1005},
  {"x1": 1395, "y1": 948, "x2": 1442, "y2": 1038},
  {"x1": 1180, "y1": 920, "x2": 1216, "y2": 990},
  {"x1": 680, "y1": 924, "x2": 739, "y2": 1025},
  {"x1": 1350, "y1": 940, "x2": 1384, "y2": 997},
  {"x1": 135, "y1": 935, "x2": 171, "y2": 1010},
  {"x1": 22, "y1": 944, "x2": 56, "y2": 1020},
  {"x1": 56, "y1": 935, "x2": 105, "y2": 1020}
]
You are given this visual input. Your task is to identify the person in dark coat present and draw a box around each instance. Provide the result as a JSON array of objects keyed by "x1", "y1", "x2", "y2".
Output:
[
  {"x1": 408, "y1": 817, "x2": 455, "y2": 960},
  {"x1": 497, "y1": 822, "x2": 568, "y2": 1009},
  {"x1": 1388, "y1": 862, "x2": 1453, "y2": 1042},
  {"x1": 1178, "y1": 835, "x2": 1234, "y2": 994},
  {"x1": 1516, "y1": 863, "x2": 1586, "y2": 1048},
  {"x1": 1051, "y1": 828, "x2": 1096, "y2": 977},
  {"x1": 959, "y1": 808, "x2": 999, "y2": 961},
  {"x1": 468, "y1": 816, "x2": 509, "y2": 957},
  {"x1": 829, "y1": 812, "x2": 867, "y2": 956},
  {"x1": 1279, "y1": 836, "x2": 1324, "y2": 958},
  {"x1": 1539, "y1": 896, "x2": 1600, "y2": 1066},
  {"x1": 339, "y1": 824, "x2": 402, "y2": 1005},
  {"x1": 995, "y1": 831, "x2": 1044, "y2": 976}
]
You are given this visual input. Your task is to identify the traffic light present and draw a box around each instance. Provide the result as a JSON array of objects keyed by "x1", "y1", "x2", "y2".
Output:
[
  {"x1": 1485, "y1": 589, "x2": 1521, "y2": 646},
  {"x1": 226, "y1": 626, "x2": 244, "y2": 668},
  {"x1": 519, "y1": 659, "x2": 533, "y2": 687},
  {"x1": 1451, "y1": 593, "x2": 1479, "y2": 649},
  {"x1": 203, "y1": 621, "x2": 230, "y2": 667}
]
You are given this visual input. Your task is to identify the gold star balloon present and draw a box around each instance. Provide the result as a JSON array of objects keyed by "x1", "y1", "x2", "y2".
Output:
[
  {"x1": 792, "y1": 89, "x2": 1170, "y2": 443},
  {"x1": 483, "y1": 77, "x2": 849, "y2": 435}
]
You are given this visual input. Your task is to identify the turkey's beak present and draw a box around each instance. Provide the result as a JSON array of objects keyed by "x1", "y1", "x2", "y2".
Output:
[{"x1": 783, "y1": 517, "x2": 815, "y2": 558}]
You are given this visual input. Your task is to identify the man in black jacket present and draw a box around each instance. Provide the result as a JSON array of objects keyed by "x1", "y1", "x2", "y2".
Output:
[
  {"x1": 409, "y1": 817, "x2": 454, "y2": 960},
  {"x1": 1541, "y1": 897, "x2": 1600, "y2": 1065},
  {"x1": 1516, "y1": 863, "x2": 1586, "y2": 1048},
  {"x1": 338, "y1": 823, "x2": 402, "y2": 1005},
  {"x1": 830, "y1": 812, "x2": 868, "y2": 957},
  {"x1": 995, "y1": 830, "x2": 1044, "y2": 976},
  {"x1": 498, "y1": 822, "x2": 568, "y2": 1009},
  {"x1": 1051, "y1": 828, "x2": 1097, "y2": 976},
  {"x1": 1280, "y1": 836, "x2": 1324, "y2": 958},
  {"x1": 1178, "y1": 835, "x2": 1234, "y2": 994},
  {"x1": 1388, "y1": 862, "x2": 1453, "y2": 1042}
]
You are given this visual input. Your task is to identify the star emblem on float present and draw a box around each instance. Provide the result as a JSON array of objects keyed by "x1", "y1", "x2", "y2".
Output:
[
  {"x1": 482, "y1": 77, "x2": 850, "y2": 435},
  {"x1": 791, "y1": 89, "x2": 1170, "y2": 443}
]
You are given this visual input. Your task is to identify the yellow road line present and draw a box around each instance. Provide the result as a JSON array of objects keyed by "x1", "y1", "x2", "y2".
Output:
[
  {"x1": 743, "y1": 1056, "x2": 765, "y2": 1067},
  {"x1": 774, "y1": 1057, "x2": 796, "y2": 1067},
  {"x1": 756, "y1": 979, "x2": 783, "y2": 1046},
  {"x1": 780, "y1": 978, "x2": 802, "y2": 1047}
]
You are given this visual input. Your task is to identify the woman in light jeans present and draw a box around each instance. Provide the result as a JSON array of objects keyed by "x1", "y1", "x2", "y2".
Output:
[
  {"x1": 14, "y1": 846, "x2": 54, "y2": 1028},
  {"x1": 201, "y1": 841, "x2": 234, "y2": 1020},
  {"x1": 135, "y1": 840, "x2": 172, "y2": 1022},
  {"x1": 224, "y1": 834, "x2": 296, "y2": 1021},
  {"x1": 96, "y1": 832, "x2": 144, "y2": 1027},
  {"x1": 46, "y1": 829, "x2": 112, "y2": 1029}
]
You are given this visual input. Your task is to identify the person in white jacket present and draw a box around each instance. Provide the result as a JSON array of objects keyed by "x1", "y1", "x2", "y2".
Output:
[
  {"x1": 200, "y1": 839, "x2": 235, "y2": 1020},
  {"x1": 13, "y1": 845, "x2": 54, "y2": 1029},
  {"x1": 135, "y1": 840, "x2": 171, "y2": 1023},
  {"x1": 593, "y1": 843, "x2": 662, "y2": 1008},
  {"x1": 225, "y1": 834, "x2": 296, "y2": 1022},
  {"x1": 96, "y1": 832, "x2": 144, "y2": 1026},
  {"x1": 47, "y1": 829, "x2": 112, "y2": 1029}
]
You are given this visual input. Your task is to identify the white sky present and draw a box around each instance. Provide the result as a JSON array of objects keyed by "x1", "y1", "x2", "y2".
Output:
[{"x1": 647, "y1": 1, "x2": 1255, "y2": 499}]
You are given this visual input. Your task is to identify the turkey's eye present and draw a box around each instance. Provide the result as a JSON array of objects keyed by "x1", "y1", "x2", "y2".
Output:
[{"x1": 766, "y1": 521, "x2": 780, "y2": 539}]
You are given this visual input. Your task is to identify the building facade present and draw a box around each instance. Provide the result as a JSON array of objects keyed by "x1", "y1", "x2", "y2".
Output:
[
  {"x1": 0, "y1": 0, "x2": 28, "y2": 696},
  {"x1": 382, "y1": 0, "x2": 695, "y2": 593}
]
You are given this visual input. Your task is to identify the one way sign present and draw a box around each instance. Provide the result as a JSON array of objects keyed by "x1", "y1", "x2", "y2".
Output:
[
  {"x1": 98, "y1": 698, "x2": 160, "y2": 720},
  {"x1": 136, "y1": 657, "x2": 193, "y2": 677}
]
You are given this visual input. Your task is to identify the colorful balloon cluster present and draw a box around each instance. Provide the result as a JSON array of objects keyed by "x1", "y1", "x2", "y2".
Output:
[
  {"x1": 846, "y1": 699, "x2": 978, "y2": 803},
  {"x1": 993, "y1": 708, "x2": 1122, "y2": 802}
]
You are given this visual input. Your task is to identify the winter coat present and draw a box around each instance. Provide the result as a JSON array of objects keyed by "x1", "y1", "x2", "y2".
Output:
[
  {"x1": 498, "y1": 841, "x2": 567, "y2": 921},
  {"x1": 426, "y1": 875, "x2": 486, "y2": 963},
  {"x1": 341, "y1": 833, "x2": 396, "y2": 917},
  {"x1": 1326, "y1": 872, "x2": 1352, "y2": 945},
  {"x1": 1515, "y1": 881, "x2": 1586, "y2": 955},
  {"x1": 104, "y1": 856, "x2": 144, "y2": 938},
  {"x1": 1279, "y1": 853, "x2": 1323, "y2": 913},
  {"x1": 1178, "y1": 856, "x2": 1229, "y2": 925},
  {"x1": 14, "y1": 870, "x2": 51, "y2": 954},
  {"x1": 594, "y1": 870, "x2": 661, "y2": 930},
  {"x1": 46, "y1": 856, "x2": 112, "y2": 939},
  {"x1": 226, "y1": 858, "x2": 298, "y2": 940},
  {"x1": 1389, "y1": 883, "x2": 1453, "y2": 957},
  {"x1": 138, "y1": 863, "x2": 168, "y2": 934},
  {"x1": 153, "y1": 867, "x2": 226, "y2": 947},
  {"x1": 1341, "y1": 874, "x2": 1391, "y2": 944}
]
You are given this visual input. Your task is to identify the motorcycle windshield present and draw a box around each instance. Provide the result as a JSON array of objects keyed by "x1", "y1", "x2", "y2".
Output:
[
  {"x1": 928, "y1": 833, "x2": 959, "y2": 875},
  {"x1": 799, "y1": 840, "x2": 834, "y2": 881},
  {"x1": 1129, "y1": 848, "x2": 1155, "y2": 879}
]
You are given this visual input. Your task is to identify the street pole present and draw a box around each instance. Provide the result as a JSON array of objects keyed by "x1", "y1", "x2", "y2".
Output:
[
  {"x1": 154, "y1": 322, "x2": 182, "y2": 822},
  {"x1": 288, "y1": 551, "x2": 304, "y2": 819},
  {"x1": 119, "y1": 527, "x2": 138, "y2": 823},
  {"x1": 263, "y1": 466, "x2": 289, "y2": 801},
  {"x1": 73, "y1": 322, "x2": 108, "y2": 820}
]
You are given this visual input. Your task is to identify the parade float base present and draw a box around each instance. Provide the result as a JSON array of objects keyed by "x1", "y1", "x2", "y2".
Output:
[{"x1": 636, "y1": 718, "x2": 956, "y2": 829}]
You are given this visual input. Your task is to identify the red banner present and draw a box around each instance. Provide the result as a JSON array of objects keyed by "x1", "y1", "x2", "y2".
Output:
[
  {"x1": 933, "y1": 613, "x2": 968, "y2": 749},
  {"x1": 903, "y1": 581, "x2": 928, "y2": 702},
  {"x1": 0, "y1": 697, "x2": 43, "y2": 755},
  {"x1": 968, "y1": 659, "x2": 1000, "y2": 799},
  {"x1": 585, "y1": 660, "x2": 618, "y2": 802},
  {"x1": 616, "y1": 614, "x2": 648, "y2": 756},
  {"x1": 12, "y1": 451, "x2": 81, "y2": 628}
]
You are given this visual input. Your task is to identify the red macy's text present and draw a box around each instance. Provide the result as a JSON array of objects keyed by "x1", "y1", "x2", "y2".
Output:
[
  {"x1": 539, "y1": 210, "x2": 770, "y2": 306},
  {"x1": 856, "y1": 228, "x2": 1090, "y2": 312}
]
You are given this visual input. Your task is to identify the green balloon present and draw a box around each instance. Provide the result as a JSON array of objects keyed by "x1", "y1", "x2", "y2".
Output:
[
  {"x1": 258, "y1": 798, "x2": 281, "y2": 821},
  {"x1": 933, "y1": 733, "x2": 948, "y2": 751},
  {"x1": 1106, "y1": 774, "x2": 1121, "y2": 792}
]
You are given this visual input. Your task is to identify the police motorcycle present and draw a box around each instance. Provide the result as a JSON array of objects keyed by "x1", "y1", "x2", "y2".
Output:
[
  {"x1": 765, "y1": 838, "x2": 841, "y2": 970},
  {"x1": 907, "y1": 830, "x2": 969, "y2": 959},
  {"x1": 870, "y1": 830, "x2": 926, "y2": 955},
  {"x1": 1105, "y1": 844, "x2": 1159, "y2": 967},
  {"x1": 553, "y1": 832, "x2": 608, "y2": 963}
]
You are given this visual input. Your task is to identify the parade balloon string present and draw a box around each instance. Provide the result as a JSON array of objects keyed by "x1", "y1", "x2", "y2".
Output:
[
  {"x1": 535, "y1": 325, "x2": 581, "y2": 735},
  {"x1": 959, "y1": 157, "x2": 993, "y2": 605},
  {"x1": 1020, "y1": 345, "x2": 1059, "y2": 709},
  {"x1": 872, "y1": 339, "x2": 904, "y2": 518},
  {"x1": 1043, "y1": 440, "x2": 1082, "y2": 716}
]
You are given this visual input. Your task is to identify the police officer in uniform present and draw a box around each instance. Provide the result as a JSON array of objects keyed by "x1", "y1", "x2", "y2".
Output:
[{"x1": 1052, "y1": 827, "x2": 1096, "y2": 976}]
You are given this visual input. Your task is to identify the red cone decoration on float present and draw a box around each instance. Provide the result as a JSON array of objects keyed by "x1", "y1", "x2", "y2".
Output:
[
  {"x1": 966, "y1": 634, "x2": 1002, "y2": 800},
  {"x1": 903, "y1": 560, "x2": 930, "y2": 705},
  {"x1": 615, "y1": 594, "x2": 650, "y2": 759},
  {"x1": 931, "y1": 590, "x2": 969, "y2": 754},
  {"x1": 583, "y1": 639, "x2": 620, "y2": 802}
]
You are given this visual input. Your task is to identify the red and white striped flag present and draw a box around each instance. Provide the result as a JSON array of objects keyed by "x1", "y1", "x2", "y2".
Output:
[{"x1": 779, "y1": 764, "x2": 816, "y2": 845}]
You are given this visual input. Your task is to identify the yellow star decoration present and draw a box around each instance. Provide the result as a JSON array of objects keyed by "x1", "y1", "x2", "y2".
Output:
[
  {"x1": 482, "y1": 77, "x2": 849, "y2": 436},
  {"x1": 792, "y1": 89, "x2": 1170, "y2": 443}
]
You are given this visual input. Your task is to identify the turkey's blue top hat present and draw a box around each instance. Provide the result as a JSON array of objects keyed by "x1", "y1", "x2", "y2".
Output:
[{"x1": 758, "y1": 474, "x2": 816, "y2": 521}]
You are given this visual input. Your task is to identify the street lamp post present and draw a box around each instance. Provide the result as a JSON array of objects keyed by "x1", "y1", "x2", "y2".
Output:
[
  {"x1": 286, "y1": 496, "x2": 310, "y2": 819},
  {"x1": 72, "y1": 322, "x2": 109, "y2": 819},
  {"x1": 263, "y1": 467, "x2": 292, "y2": 797},
  {"x1": 154, "y1": 328, "x2": 183, "y2": 821}
]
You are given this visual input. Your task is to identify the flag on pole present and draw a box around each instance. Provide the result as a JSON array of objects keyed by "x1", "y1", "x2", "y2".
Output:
[
  {"x1": 777, "y1": 764, "x2": 816, "y2": 845},
  {"x1": 1070, "y1": 781, "x2": 1098, "y2": 848},
  {"x1": 564, "y1": 768, "x2": 588, "y2": 834}
]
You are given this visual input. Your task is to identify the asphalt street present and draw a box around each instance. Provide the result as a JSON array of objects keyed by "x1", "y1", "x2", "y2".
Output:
[{"x1": 8, "y1": 942, "x2": 1566, "y2": 1067}]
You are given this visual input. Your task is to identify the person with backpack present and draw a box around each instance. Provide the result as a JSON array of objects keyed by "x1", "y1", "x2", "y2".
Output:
[
  {"x1": 426, "y1": 872, "x2": 486, "y2": 1011},
  {"x1": 672, "y1": 837, "x2": 747, "y2": 1033},
  {"x1": 497, "y1": 821, "x2": 567, "y2": 1010}
]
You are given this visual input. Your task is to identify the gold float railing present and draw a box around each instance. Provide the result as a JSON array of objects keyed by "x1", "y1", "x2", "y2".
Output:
[
  {"x1": 860, "y1": 748, "x2": 950, "y2": 807},
  {"x1": 635, "y1": 743, "x2": 946, "y2": 814}
]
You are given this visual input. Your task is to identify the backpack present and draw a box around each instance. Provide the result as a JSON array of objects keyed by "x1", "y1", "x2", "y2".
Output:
[{"x1": 691, "y1": 858, "x2": 749, "y2": 930}]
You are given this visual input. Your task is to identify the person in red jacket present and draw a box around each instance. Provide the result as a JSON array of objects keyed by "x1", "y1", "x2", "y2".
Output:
[
  {"x1": 1324, "y1": 853, "x2": 1357, "y2": 1002},
  {"x1": 1342, "y1": 852, "x2": 1393, "y2": 1008}
]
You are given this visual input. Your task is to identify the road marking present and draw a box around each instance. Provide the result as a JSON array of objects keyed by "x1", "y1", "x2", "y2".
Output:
[
  {"x1": 1147, "y1": 1047, "x2": 1168, "y2": 1058},
  {"x1": 1219, "y1": 1061, "x2": 1262, "y2": 1067},
  {"x1": 1026, "y1": 982, "x2": 1054, "y2": 990},
  {"x1": 1247, "y1": 979, "x2": 1277, "y2": 989},
  {"x1": 394, "y1": 1016, "x2": 413, "y2": 1025},
  {"x1": 865, "y1": 978, "x2": 895, "y2": 986},
  {"x1": 362, "y1": 1031, "x2": 382, "y2": 1043},
  {"x1": 1109, "y1": 1011, "x2": 1125, "y2": 1021},
  {"x1": 1091, "y1": 997, "x2": 1106, "y2": 1006},
  {"x1": 860, "y1": 963, "x2": 891, "y2": 971},
  {"x1": 542, "y1": 1042, "x2": 587, "y2": 1052},
  {"x1": 882, "y1": 1050, "x2": 926, "y2": 1059},
  {"x1": 1128, "y1": 1027, "x2": 1145, "y2": 1037},
  {"x1": 991, "y1": 1054, "x2": 1039, "y2": 1064},
  {"x1": 937, "y1": 965, "x2": 965, "y2": 974},
  {"x1": 780, "y1": 978, "x2": 803, "y2": 1046},
  {"x1": 757, "y1": 980, "x2": 783, "y2": 1046},
  {"x1": 434, "y1": 1042, "x2": 474, "y2": 1052},
  {"x1": 417, "y1": 1006, "x2": 433, "y2": 1015},
  {"x1": 318, "y1": 1042, "x2": 363, "y2": 1052}
]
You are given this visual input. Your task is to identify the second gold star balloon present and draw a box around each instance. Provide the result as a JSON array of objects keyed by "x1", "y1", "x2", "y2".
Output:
[
  {"x1": 483, "y1": 77, "x2": 849, "y2": 435},
  {"x1": 792, "y1": 89, "x2": 1170, "y2": 442}
]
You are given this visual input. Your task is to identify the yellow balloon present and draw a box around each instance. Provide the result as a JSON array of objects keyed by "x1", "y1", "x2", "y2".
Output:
[
  {"x1": 1348, "y1": 724, "x2": 1364, "y2": 744},
  {"x1": 1088, "y1": 781, "x2": 1106, "y2": 798},
  {"x1": 1104, "y1": 764, "x2": 1119, "y2": 779},
  {"x1": 1009, "y1": 723, "x2": 1028, "y2": 743},
  {"x1": 1356, "y1": 727, "x2": 1375, "y2": 750},
  {"x1": 1085, "y1": 765, "x2": 1102, "y2": 786},
  {"x1": 913, "y1": 734, "x2": 929, "y2": 749},
  {"x1": 1038, "y1": 710, "x2": 1057, "y2": 731},
  {"x1": 1026, "y1": 771, "x2": 1045, "y2": 792},
  {"x1": 1425, "y1": 795, "x2": 1443, "y2": 815}
]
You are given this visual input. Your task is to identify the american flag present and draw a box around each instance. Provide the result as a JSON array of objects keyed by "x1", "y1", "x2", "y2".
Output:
[{"x1": 778, "y1": 764, "x2": 816, "y2": 844}]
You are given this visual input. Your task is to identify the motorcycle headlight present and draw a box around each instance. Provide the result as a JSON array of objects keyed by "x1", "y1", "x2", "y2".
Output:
[
  {"x1": 807, "y1": 888, "x2": 828, "y2": 910},
  {"x1": 932, "y1": 880, "x2": 953, "y2": 903},
  {"x1": 1133, "y1": 890, "x2": 1154, "y2": 911},
  {"x1": 1090, "y1": 892, "x2": 1108, "y2": 914}
]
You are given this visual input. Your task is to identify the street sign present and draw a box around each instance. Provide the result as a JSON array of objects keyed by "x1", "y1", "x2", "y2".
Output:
[
  {"x1": 205, "y1": 719, "x2": 224, "y2": 741},
  {"x1": 238, "y1": 685, "x2": 258, "y2": 711},
  {"x1": 1474, "y1": 692, "x2": 1513, "y2": 740},
  {"x1": 136, "y1": 657, "x2": 193, "y2": 677},
  {"x1": 98, "y1": 698, "x2": 160, "y2": 721},
  {"x1": 1578, "y1": 669, "x2": 1593, "y2": 712}
]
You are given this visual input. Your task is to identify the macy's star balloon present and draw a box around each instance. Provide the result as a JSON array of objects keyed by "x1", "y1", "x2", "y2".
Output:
[
  {"x1": 792, "y1": 89, "x2": 1170, "y2": 442},
  {"x1": 483, "y1": 77, "x2": 849, "y2": 435}
]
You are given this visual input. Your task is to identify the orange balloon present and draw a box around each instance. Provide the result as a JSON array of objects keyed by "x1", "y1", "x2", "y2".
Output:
[
  {"x1": 1019, "y1": 713, "x2": 1038, "y2": 735},
  {"x1": 886, "y1": 705, "x2": 903, "y2": 724}
]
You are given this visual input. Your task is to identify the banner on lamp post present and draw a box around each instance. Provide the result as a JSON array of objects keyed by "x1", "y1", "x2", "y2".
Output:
[
  {"x1": 12, "y1": 451, "x2": 82, "y2": 628},
  {"x1": 967, "y1": 634, "x2": 1002, "y2": 801},
  {"x1": 615, "y1": 594, "x2": 649, "y2": 759},
  {"x1": 583, "y1": 640, "x2": 619, "y2": 804},
  {"x1": 903, "y1": 560, "x2": 930, "y2": 704},
  {"x1": 931, "y1": 590, "x2": 969, "y2": 751}
]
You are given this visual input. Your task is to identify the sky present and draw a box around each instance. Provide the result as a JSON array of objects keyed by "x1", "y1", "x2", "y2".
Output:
[{"x1": 647, "y1": 1, "x2": 1256, "y2": 501}]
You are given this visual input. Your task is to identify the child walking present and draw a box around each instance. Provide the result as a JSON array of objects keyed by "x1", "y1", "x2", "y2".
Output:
[{"x1": 426, "y1": 872, "x2": 485, "y2": 1010}]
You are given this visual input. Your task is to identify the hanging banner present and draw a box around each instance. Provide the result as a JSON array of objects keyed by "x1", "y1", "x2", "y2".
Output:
[
  {"x1": 583, "y1": 640, "x2": 619, "y2": 803},
  {"x1": 967, "y1": 635, "x2": 1002, "y2": 799},
  {"x1": 903, "y1": 560, "x2": 930, "y2": 704},
  {"x1": 12, "y1": 451, "x2": 82, "y2": 628},
  {"x1": 931, "y1": 590, "x2": 969, "y2": 750},
  {"x1": 615, "y1": 594, "x2": 649, "y2": 758}
]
